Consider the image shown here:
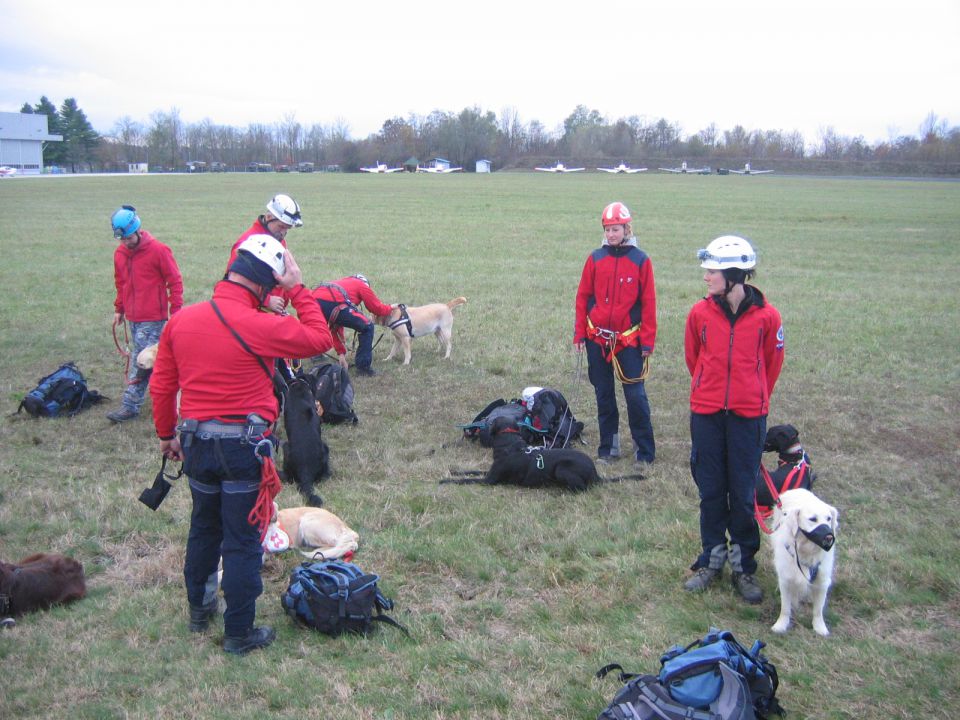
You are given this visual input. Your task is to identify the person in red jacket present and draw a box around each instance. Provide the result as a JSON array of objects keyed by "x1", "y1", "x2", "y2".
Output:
[
  {"x1": 226, "y1": 193, "x2": 303, "y2": 314},
  {"x1": 574, "y1": 201, "x2": 657, "y2": 465},
  {"x1": 312, "y1": 275, "x2": 395, "y2": 376},
  {"x1": 106, "y1": 205, "x2": 183, "y2": 423},
  {"x1": 150, "y1": 235, "x2": 333, "y2": 655},
  {"x1": 682, "y1": 235, "x2": 784, "y2": 604}
]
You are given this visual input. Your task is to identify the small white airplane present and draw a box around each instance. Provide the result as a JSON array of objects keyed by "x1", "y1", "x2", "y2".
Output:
[
  {"x1": 0, "y1": 166, "x2": 17, "y2": 177},
  {"x1": 360, "y1": 162, "x2": 404, "y2": 173},
  {"x1": 658, "y1": 161, "x2": 711, "y2": 174},
  {"x1": 597, "y1": 162, "x2": 647, "y2": 174},
  {"x1": 535, "y1": 162, "x2": 585, "y2": 173},
  {"x1": 728, "y1": 163, "x2": 773, "y2": 175},
  {"x1": 416, "y1": 165, "x2": 463, "y2": 173}
]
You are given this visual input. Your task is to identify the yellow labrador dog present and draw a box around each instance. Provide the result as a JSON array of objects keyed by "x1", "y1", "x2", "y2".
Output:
[
  {"x1": 136, "y1": 343, "x2": 158, "y2": 370},
  {"x1": 376, "y1": 297, "x2": 467, "y2": 365},
  {"x1": 262, "y1": 503, "x2": 360, "y2": 561},
  {"x1": 769, "y1": 488, "x2": 839, "y2": 636}
]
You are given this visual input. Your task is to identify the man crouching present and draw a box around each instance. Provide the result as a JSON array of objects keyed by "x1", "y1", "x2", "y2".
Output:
[{"x1": 149, "y1": 236, "x2": 333, "y2": 655}]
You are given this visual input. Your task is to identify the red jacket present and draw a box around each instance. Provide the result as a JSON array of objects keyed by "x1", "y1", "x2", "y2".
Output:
[
  {"x1": 113, "y1": 230, "x2": 183, "y2": 321},
  {"x1": 684, "y1": 287, "x2": 784, "y2": 418},
  {"x1": 312, "y1": 277, "x2": 393, "y2": 356},
  {"x1": 227, "y1": 218, "x2": 289, "y2": 306},
  {"x1": 149, "y1": 281, "x2": 334, "y2": 438},
  {"x1": 574, "y1": 242, "x2": 657, "y2": 352}
]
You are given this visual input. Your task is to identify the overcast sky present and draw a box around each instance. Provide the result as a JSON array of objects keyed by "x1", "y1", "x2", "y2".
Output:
[{"x1": 1, "y1": 0, "x2": 958, "y2": 147}]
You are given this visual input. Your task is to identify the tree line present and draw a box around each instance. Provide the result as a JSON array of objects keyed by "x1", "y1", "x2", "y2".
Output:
[{"x1": 18, "y1": 96, "x2": 960, "y2": 174}]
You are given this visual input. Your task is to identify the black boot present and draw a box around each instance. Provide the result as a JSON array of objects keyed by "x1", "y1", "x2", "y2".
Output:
[
  {"x1": 223, "y1": 626, "x2": 276, "y2": 655},
  {"x1": 188, "y1": 600, "x2": 219, "y2": 633}
]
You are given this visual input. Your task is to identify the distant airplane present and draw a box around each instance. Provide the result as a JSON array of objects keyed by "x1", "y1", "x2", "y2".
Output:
[
  {"x1": 535, "y1": 162, "x2": 585, "y2": 173},
  {"x1": 728, "y1": 162, "x2": 773, "y2": 175},
  {"x1": 597, "y1": 162, "x2": 647, "y2": 174},
  {"x1": 416, "y1": 165, "x2": 463, "y2": 173},
  {"x1": 360, "y1": 162, "x2": 404, "y2": 173},
  {"x1": 0, "y1": 166, "x2": 17, "y2": 177},
  {"x1": 658, "y1": 161, "x2": 711, "y2": 174}
]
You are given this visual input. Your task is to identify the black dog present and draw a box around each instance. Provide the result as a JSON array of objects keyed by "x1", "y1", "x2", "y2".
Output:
[
  {"x1": 1, "y1": 553, "x2": 86, "y2": 621},
  {"x1": 281, "y1": 378, "x2": 329, "y2": 507},
  {"x1": 443, "y1": 417, "x2": 642, "y2": 492}
]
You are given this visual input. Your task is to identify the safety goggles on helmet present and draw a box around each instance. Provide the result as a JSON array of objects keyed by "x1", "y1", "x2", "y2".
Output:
[
  {"x1": 266, "y1": 194, "x2": 303, "y2": 227},
  {"x1": 697, "y1": 235, "x2": 757, "y2": 270},
  {"x1": 112, "y1": 205, "x2": 141, "y2": 239}
]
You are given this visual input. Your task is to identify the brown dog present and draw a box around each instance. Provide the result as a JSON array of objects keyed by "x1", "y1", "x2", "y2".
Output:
[
  {"x1": 376, "y1": 297, "x2": 466, "y2": 365},
  {"x1": 1, "y1": 553, "x2": 86, "y2": 617},
  {"x1": 262, "y1": 503, "x2": 360, "y2": 561}
]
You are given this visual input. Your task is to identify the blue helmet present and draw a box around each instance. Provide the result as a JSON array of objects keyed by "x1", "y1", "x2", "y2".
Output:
[{"x1": 112, "y1": 205, "x2": 141, "y2": 239}]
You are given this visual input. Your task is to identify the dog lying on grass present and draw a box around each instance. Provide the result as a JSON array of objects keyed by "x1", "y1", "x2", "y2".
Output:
[
  {"x1": 281, "y1": 378, "x2": 329, "y2": 507},
  {"x1": 262, "y1": 502, "x2": 360, "y2": 561},
  {"x1": 375, "y1": 297, "x2": 467, "y2": 365},
  {"x1": 769, "y1": 488, "x2": 839, "y2": 636},
  {"x1": 442, "y1": 416, "x2": 643, "y2": 491},
  {"x1": 1, "y1": 553, "x2": 86, "y2": 620}
]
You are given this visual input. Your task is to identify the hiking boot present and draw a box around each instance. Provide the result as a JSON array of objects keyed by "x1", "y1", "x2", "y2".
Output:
[
  {"x1": 223, "y1": 626, "x2": 276, "y2": 655},
  {"x1": 596, "y1": 454, "x2": 620, "y2": 465},
  {"x1": 106, "y1": 406, "x2": 138, "y2": 423},
  {"x1": 731, "y1": 572, "x2": 764, "y2": 604},
  {"x1": 188, "y1": 601, "x2": 219, "y2": 633},
  {"x1": 354, "y1": 366, "x2": 377, "y2": 377},
  {"x1": 684, "y1": 567, "x2": 721, "y2": 592}
]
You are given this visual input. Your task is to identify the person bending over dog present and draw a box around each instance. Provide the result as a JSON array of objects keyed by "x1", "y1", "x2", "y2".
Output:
[
  {"x1": 311, "y1": 275, "x2": 396, "y2": 376},
  {"x1": 150, "y1": 235, "x2": 333, "y2": 655}
]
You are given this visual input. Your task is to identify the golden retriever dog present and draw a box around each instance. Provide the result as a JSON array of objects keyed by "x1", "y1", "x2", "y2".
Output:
[
  {"x1": 769, "y1": 488, "x2": 839, "y2": 636},
  {"x1": 376, "y1": 297, "x2": 466, "y2": 365},
  {"x1": 136, "y1": 343, "x2": 158, "y2": 370},
  {"x1": 262, "y1": 502, "x2": 359, "y2": 561}
]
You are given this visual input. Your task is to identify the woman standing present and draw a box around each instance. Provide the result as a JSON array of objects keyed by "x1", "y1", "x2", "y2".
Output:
[{"x1": 683, "y1": 236, "x2": 784, "y2": 603}]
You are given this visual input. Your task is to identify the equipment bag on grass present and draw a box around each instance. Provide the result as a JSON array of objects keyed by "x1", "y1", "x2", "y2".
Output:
[
  {"x1": 596, "y1": 664, "x2": 754, "y2": 720},
  {"x1": 281, "y1": 559, "x2": 407, "y2": 637},
  {"x1": 518, "y1": 386, "x2": 584, "y2": 448},
  {"x1": 460, "y1": 399, "x2": 528, "y2": 447},
  {"x1": 17, "y1": 362, "x2": 106, "y2": 418}
]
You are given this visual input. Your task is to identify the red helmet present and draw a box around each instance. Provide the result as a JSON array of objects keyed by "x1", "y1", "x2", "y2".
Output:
[{"x1": 601, "y1": 201, "x2": 631, "y2": 227}]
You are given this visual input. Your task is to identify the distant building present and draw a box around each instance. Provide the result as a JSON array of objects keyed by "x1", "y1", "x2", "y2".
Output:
[
  {"x1": 476, "y1": 159, "x2": 492, "y2": 173},
  {"x1": 0, "y1": 111, "x2": 63, "y2": 175},
  {"x1": 428, "y1": 157, "x2": 451, "y2": 171},
  {"x1": 128, "y1": 163, "x2": 149, "y2": 174}
]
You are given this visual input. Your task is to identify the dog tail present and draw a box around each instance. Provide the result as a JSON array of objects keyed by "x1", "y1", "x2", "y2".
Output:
[
  {"x1": 597, "y1": 473, "x2": 646, "y2": 483},
  {"x1": 447, "y1": 297, "x2": 467, "y2": 310},
  {"x1": 439, "y1": 476, "x2": 487, "y2": 485}
]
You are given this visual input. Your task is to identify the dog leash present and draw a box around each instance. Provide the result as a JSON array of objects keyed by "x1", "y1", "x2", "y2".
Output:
[{"x1": 112, "y1": 319, "x2": 132, "y2": 381}]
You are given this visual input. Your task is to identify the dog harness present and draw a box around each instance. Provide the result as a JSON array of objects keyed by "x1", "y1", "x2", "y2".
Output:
[
  {"x1": 387, "y1": 304, "x2": 414, "y2": 337},
  {"x1": 586, "y1": 317, "x2": 649, "y2": 384},
  {"x1": 754, "y1": 460, "x2": 810, "y2": 534}
]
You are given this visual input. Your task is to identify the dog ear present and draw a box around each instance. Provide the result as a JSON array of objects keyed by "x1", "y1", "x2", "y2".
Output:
[{"x1": 786, "y1": 506, "x2": 802, "y2": 537}]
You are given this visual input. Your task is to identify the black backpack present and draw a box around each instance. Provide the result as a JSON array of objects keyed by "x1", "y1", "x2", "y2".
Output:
[
  {"x1": 303, "y1": 363, "x2": 358, "y2": 424},
  {"x1": 461, "y1": 399, "x2": 528, "y2": 447},
  {"x1": 17, "y1": 362, "x2": 106, "y2": 418},
  {"x1": 281, "y1": 560, "x2": 407, "y2": 637},
  {"x1": 519, "y1": 387, "x2": 584, "y2": 448}
]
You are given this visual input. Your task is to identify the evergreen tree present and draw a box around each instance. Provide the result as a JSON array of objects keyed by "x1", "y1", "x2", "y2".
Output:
[
  {"x1": 20, "y1": 102, "x2": 34, "y2": 113},
  {"x1": 32, "y1": 96, "x2": 67, "y2": 165},
  {"x1": 59, "y1": 98, "x2": 100, "y2": 172}
]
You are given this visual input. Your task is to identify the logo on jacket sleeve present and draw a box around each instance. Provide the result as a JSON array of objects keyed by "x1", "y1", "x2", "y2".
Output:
[{"x1": 776, "y1": 325, "x2": 784, "y2": 350}]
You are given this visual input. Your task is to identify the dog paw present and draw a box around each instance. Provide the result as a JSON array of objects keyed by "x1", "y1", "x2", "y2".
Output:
[
  {"x1": 307, "y1": 494, "x2": 324, "y2": 507},
  {"x1": 771, "y1": 619, "x2": 790, "y2": 634},
  {"x1": 813, "y1": 620, "x2": 830, "y2": 637}
]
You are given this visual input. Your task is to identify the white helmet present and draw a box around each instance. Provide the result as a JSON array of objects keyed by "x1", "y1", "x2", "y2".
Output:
[
  {"x1": 265, "y1": 193, "x2": 303, "y2": 227},
  {"x1": 698, "y1": 235, "x2": 757, "y2": 270},
  {"x1": 236, "y1": 234, "x2": 285, "y2": 276}
]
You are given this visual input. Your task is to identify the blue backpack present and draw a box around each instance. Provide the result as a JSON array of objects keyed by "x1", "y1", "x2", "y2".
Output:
[
  {"x1": 17, "y1": 362, "x2": 106, "y2": 418},
  {"x1": 597, "y1": 629, "x2": 782, "y2": 720},
  {"x1": 281, "y1": 560, "x2": 407, "y2": 637}
]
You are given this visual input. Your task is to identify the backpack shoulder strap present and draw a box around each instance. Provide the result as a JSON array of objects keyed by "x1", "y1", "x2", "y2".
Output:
[{"x1": 209, "y1": 300, "x2": 276, "y2": 384}]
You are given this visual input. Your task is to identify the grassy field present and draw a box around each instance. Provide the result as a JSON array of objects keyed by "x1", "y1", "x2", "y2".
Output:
[{"x1": 0, "y1": 172, "x2": 958, "y2": 719}]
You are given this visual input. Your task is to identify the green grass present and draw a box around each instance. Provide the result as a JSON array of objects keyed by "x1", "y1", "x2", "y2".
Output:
[{"x1": 1, "y1": 172, "x2": 958, "y2": 719}]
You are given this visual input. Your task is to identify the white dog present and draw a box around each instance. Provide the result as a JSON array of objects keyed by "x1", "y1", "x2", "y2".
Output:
[
  {"x1": 262, "y1": 502, "x2": 359, "y2": 561},
  {"x1": 769, "y1": 488, "x2": 839, "y2": 636}
]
